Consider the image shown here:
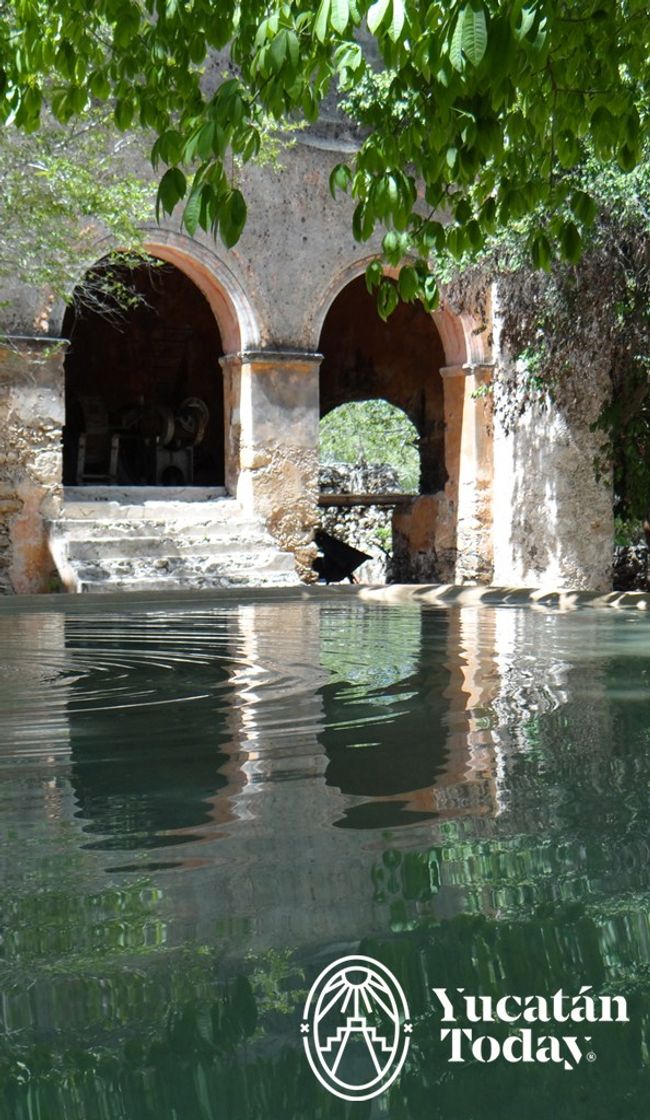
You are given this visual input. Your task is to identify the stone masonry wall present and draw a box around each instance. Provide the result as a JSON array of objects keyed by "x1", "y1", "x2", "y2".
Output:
[
  {"x1": 318, "y1": 463, "x2": 403, "y2": 583},
  {"x1": 492, "y1": 349, "x2": 613, "y2": 593},
  {"x1": 0, "y1": 340, "x2": 65, "y2": 593}
]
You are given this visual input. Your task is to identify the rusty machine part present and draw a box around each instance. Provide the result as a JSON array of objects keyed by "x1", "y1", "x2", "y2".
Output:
[
  {"x1": 137, "y1": 404, "x2": 176, "y2": 447},
  {"x1": 174, "y1": 397, "x2": 210, "y2": 447}
]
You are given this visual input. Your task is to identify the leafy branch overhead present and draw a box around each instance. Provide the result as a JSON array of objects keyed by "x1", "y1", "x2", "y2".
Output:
[{"x1": 1, "y1": 1, "x2": 650, "y2": 313}]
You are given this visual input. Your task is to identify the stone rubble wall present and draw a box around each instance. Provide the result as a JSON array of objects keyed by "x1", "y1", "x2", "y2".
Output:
[
  {"x1": 0, "y1": 341, "x2": 65, "y2": 593},
  {"x1": 613, "y1": 544, "x2": 648, "y2": 591},
  {"x1": 318, "y1": 462, "x2": 402, "y2": 583}
]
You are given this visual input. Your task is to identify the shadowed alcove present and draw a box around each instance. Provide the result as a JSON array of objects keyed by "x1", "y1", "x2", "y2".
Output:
[{"x1": 62, "y1": 255, "x2": 225, "y2": 487}]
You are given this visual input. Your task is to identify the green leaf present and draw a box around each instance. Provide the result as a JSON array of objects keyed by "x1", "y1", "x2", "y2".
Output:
[
  {"x1": 389, "y1": 0, "x2": 405, "y2": 42},
  {"x1": 365, "y1": 259, "x2": 383, "y2": 293},
  {"x1": 329, "y1": 162, "x2": 352, "y2": 197},
  {"x1": 570, "y1": 190, "x2": 597, "y2": 226},
  {"x1": 449, "y1": 9, "x2": 465, "y2": 71},
  {"x1": 314, "y1": 0, "x2": 331, "y2": 43},
  {"x1": 158, "y1": 128, "x2": 184, "y2": 166},
  {"x1": 530, "y1": 229, "x2": 551, "y2": 271},
  {"x1": 421, "y1": 274, "x2": 439, "y2": 312},
  {"x1": 590, "y1": 105, "x2": 616, "y2": 151},
  {"x1": 367, "y1": 0, "x2": 390, "y2": 35},
  {"x1": 269, "y1": 30, "x2": 288, "y2": 69},
  {"x1": 556, "y1": 130, "x2": 580, "y2": 169},
  {"x1": 461, "y1": 4, "x2": 487, "y2": 66},
  {"x1": 559, "y1": 220, "x2": 582, "y2": 264},
  {"x1": 183, "y1": 187, "x2": 203, "y2": 236},
  {"x1": 286, "y1": 30, "x2": 299, "y2": 68},
  {"x1": 156, "y1": 166, "x2": 187, "y2": 220},
  {"x1": 331, "y1": 0, "x2": 350, "y2": 34},
  {"x1": 377, "y1": 279, "x2": 399, "y2": 320},
  {"x1": 514, "y1": 5, "x2": 536, "y2": 41},
  {"x1": 382, "y1": 229, "x2": 400, "y2": 264},
  {"x1": 114, "y1": 98, "x2": 134, "y2": 130},
  {"x1": 398, "y1": 264, "x2": 419, "y2": 302},
  {"x1": 88, "y1": 70, "x2": 110, "y2": 99},
  {"x1": 220, "y1": 188, "x2": 247, "y2": 248},
  {"x1": 617, "y1": 142, "x2": 639, "y2": 172}
]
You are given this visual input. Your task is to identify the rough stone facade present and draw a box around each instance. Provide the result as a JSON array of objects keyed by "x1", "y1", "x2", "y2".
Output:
[
  {"x1": 318, "y1": 463, "x2": 401, "y2": 582},
  {"x1": 0, "y1": 340, "x2": 65, "y2": 593},
  {"x1": 0, "y1": 120, "x2": 617, "y2": 594},
  {"x1": 492, "y1": 355, "x2": 613, "y2": 593},
  {"x1": 613, "y1": 544, "x2": 648, "y2": 591}
]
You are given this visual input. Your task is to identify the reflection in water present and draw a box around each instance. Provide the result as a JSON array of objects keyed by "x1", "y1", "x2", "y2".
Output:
[
  {"x1": 66, "y1": 615, "x2": 234, "y2": 849},
  {"x1": 319, "y1": 606, "x2": 449, "y2": 813},
  {"x1": 1, "y1": 599, "x2": 650, "y2": 1116}
]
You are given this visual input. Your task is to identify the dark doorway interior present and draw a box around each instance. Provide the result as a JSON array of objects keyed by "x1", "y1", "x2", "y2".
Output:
[{"x1": 63, "y1": 257, "x2": 225, "y2": 486}]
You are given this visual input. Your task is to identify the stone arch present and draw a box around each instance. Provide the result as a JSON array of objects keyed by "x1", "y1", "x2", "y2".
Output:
[
  {"x1": 139, "y1": 230, "x2": 260, "y2": 354},
  {"x1": 319, "y1": 398, "x2": 421, "y2": 491},
  {"x1": 60, "y1": 243, "x2": 252, "y2": 489},
  {"x1": 318, "y1": 272, "x2": 448, "y2": 494},
  {"x1": 49, "y1": 230, "x2": 259, "y2": 354},
  {"x1": 314, "y1": 259, "x2": 494, "y2": 584},
  {"x1": 307, "y1": 254, "x2": 485, "y2": 368}
]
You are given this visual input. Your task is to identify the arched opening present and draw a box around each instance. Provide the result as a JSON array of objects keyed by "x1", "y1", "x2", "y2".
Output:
[
  {"x1": 62, "y1": 254, "x2": 225, "y2": 487},
  {"x1": 320, "y1": 399, "x2": 420, "y2": 492},
  {"x1": 318, "y1": 275, "x2": 447, "y2": 494},
  {"x1": 316, "y1": 275, "x2": 448, "y2": 583}
]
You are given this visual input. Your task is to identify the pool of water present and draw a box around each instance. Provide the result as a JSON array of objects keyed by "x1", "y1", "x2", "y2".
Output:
[{"x1": 1, "y1": 594, "x2": 650, "y2": 1118}]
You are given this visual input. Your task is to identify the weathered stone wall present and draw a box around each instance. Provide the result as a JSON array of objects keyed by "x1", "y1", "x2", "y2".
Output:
[
  {"x1": 492, "y1": 399, "x2": 613, "y2": 591},
  {"x1": 613, "y1": 544, "x2": 648, "y2": 591},
  {"x1": 0, "y1": 340, "x2": 65, "y2": 593},
  {"x1": 318, "y1": 463, "x2": 401, "y2": 582},
  {"x1": 232, "y1": 352, "x2": 321, "y2": 579},
  {"x1": 492, "y1": 311, "x2": 613, "y2": 593},
  {"x1": 392, "y1": 495, "x2": 453, "y2": 583}
]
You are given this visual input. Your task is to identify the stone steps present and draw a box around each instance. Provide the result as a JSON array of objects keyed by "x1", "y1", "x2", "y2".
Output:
[
  {"x1": 48, "y1": 490, "x2": 299, "y2": 593},
  {"x1": 58, "y1": 533, "x2": 275, "y2": 560}
]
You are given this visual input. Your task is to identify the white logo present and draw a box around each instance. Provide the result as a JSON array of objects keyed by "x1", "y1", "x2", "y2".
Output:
[{"x1": 301, "y1": 954, "x2": 412, "y2": 1101}]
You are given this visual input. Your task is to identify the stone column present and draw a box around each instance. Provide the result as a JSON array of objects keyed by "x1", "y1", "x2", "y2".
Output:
[
  {"x1": 219, "y1": 349, "x2": 321, "y2": 580},
  {"x1": 392, "y1": 363, "x2": 494, "y2": 585},
  {"x1": 0, "y1": 336, "x2": 66, "y2": 594},
  {"x1": 450, "y1": 363, "x2": 494, "y2": 583}
]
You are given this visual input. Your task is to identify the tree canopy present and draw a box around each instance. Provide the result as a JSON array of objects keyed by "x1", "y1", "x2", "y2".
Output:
[
  {"x1": 320, "y1": 399, "x2": 420, "y2": 490},
  {"x1": 0, "y1": 110, "x2": 153, "y2": 307},
  {"x1": 1, "y1": 2, "x2": 650, "y2": 312}
]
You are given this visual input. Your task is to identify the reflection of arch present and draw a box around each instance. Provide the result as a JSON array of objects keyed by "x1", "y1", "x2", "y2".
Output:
[{"x1": 318, "y1": 274, "x2": 447, "y2": 494}]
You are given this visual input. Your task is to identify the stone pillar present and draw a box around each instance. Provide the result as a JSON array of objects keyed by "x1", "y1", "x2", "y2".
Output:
[
  {"x1": 414, "y1": 362, "x2": 493, "y2": 585},
  {"x1": 392, "y1": 363, "x2": 493, "y2": 585},
  {"x1": 0, "y1": 337, "x2": 66, "y2": 594},
  {"x1": 450, "y1": 363, "x2": 494, "y2": 583},
  {"x1": 219, "y1": 350, "x2": 321, "y2": 580}
]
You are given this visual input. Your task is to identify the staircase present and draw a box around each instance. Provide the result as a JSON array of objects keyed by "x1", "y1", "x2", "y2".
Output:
[{"x1": 47, "y1": 487, "x2": 299, "y2": 593}]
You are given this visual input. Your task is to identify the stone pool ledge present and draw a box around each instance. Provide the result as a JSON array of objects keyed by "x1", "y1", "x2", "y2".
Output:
[
  {"x1": 1, "y1": 581, "x2": 650, "y2": 613},
  {"x1": 346, "y1": 583, "x2": 650, "y2": 610}
]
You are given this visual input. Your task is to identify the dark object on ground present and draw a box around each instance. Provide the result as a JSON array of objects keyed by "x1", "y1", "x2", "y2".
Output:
[{"x1": 313, "y1": 530, "x2": 371, "y2": 584}]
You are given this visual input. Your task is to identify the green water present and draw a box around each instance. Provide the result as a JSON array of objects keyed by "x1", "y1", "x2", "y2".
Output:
[{"x1": 1, "y1": 596, "x2": 650, "y2": 1118}]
